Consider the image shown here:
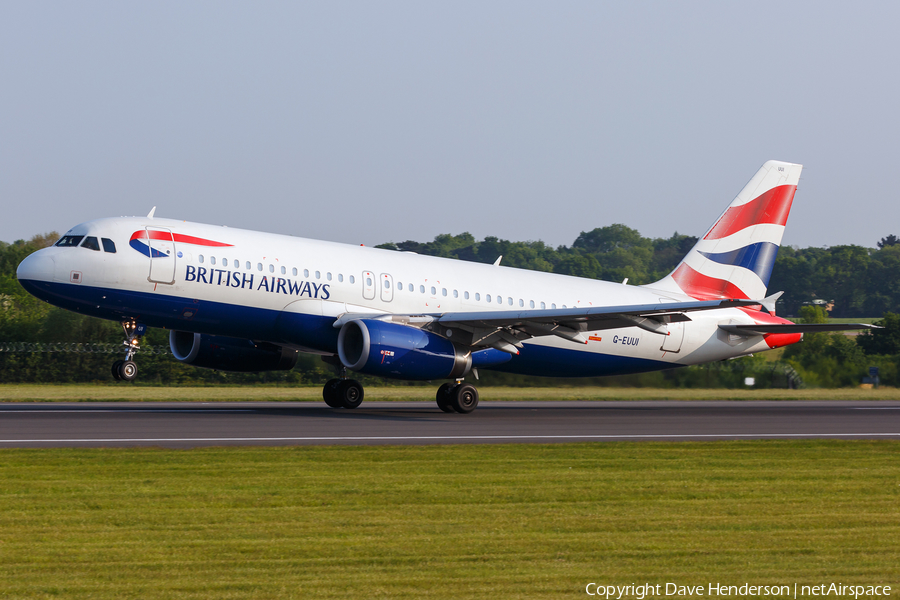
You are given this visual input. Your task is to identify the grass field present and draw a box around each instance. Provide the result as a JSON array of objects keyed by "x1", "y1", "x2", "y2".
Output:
[
  {"x1": 1, "y1": 441, "x2": 898, "y2": 599},
  {"x1": 1, "y1": 384, "x2": 900, "y2": 403}
]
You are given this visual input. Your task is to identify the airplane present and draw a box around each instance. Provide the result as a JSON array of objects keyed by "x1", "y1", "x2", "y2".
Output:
[{"x1": 16, "y1": 160, "x2": 876, "y2": 413}]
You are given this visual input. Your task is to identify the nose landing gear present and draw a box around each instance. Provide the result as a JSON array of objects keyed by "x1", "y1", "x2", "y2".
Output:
[{"x1": 111, "y1": 320, "x2": 145, "y2": 382}]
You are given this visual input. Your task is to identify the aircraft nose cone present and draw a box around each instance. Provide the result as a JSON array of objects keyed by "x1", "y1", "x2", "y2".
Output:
[{"x1": 17, "y1": 250, "x2": 56, "y2": 286}]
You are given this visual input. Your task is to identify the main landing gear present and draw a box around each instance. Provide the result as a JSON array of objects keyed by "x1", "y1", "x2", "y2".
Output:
[
  {"x1": 111, "y1": 320, "x2": 144, "y2": 382},
  {"x1": 436, "y1": 381, "x2": 479, "y2": 414},
  {"x1": 319, "y1": 356, "x2": 479, "y2": 413},
  {"x1": 323, "y1": 378, "x2": 365, "y2": 409}
]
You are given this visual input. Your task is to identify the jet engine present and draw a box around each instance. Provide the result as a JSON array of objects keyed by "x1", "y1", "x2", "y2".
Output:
[
  {"x1": 337, "y1": 319, "x2": 473, "y2": 380},
  {"x1": 169, "y1": 331, "x2": 298, "y2": 372}
]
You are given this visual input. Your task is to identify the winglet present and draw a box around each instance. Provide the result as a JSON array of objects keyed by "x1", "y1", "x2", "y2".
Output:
[
  {"x1": 147, "y1": 206, "x2": 157, "y2": 218},
  {"x1": 761, "y1": 291, "x2": 784, "y2": 314},
  {"x1": 493, "y1": 255, "x2": 502, "y2": 267}
]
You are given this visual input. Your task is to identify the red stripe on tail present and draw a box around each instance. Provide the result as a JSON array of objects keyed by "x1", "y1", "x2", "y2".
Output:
[
  {"x1": 671, "y1": 263, "x2": 749, "y2": 300},
  {"x1": 704, "y1": 185, "x2": 796, "y2": 240}
]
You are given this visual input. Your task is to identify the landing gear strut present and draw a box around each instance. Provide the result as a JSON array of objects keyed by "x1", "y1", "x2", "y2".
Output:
[
  {"x1": 322, "y1": 357, "x2": 364, "y2": 409},
  {"x1": 112, "y1": 320, "x2": 144, "y2": 382},
  {"x1": 436, "y1": 381, "x2": 479, "y2": 414}
]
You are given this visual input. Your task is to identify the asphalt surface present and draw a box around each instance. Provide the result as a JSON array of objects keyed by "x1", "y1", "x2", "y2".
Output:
[{"x1": 1, "y1": 400, "x2": 899, "y2": 448}]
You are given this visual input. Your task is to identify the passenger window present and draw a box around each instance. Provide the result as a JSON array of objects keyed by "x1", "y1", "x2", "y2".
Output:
[
  {"x1": 327, "y1": 272, "x2": 332, "y2": 281},
  {"x1": 199, "y1": 255, "x2": 205, "y2": 264},
  {"x1": 101, "y1": 238, "x2": 116, "y2": 253},
  {"x1": 350, "y1": 275, "x2": 355, "y2": 284},
  {"x1": 281, "y1": 266, "x2": 286, "y2": 275},
  {"x1": 453, "y1": 290, "x2": 458, "y2": 298},
  {"x1": 56, "y1": 235, "x2": 84, "y2": 247},
  {"x1": 269, "y1": 264, "x2": 274, "y2": 273},
  {"x1": 293, "y1": 267, "x2": 298, "y2": 276},
  {"x1": 397, "y1": 282, "x2": 402, "y2": 290},
  {"x1": 246, "y1": 261, "x2": 251, "y2": 270},
  {"x1": 408, "y1": 283, "x2": 413, "y2": 292},
  {"x1": 304, "y1": 269, "x2": 309, "y2": 277},
  {"x1": 551, "y1": 303, "x2": 556, "y2": 309},
  {"x1": 486, "y1": 294, "x2": 492, "y2": 303},
  {"x1": 339, "y1": 274, "x2": 344, "y2": 282},
  {"x1": 430, "y1": 286, "x2": 436, "y2": 295},
  {"x1": 384, "y1": 280, "x2": 390, "y2": 288},
  {"x1": 508, "y1": 297, "x2": 514, "y2": 306},
  {"x1": 529, "y1": 300, "x2": 535, "y2": 308},
  {"x1": 80, "y1": 237, "x2": 100, "y2": 251},
  {"x1": 222, "y1": 258, "x2": 228, "y2": 267},
  {"x1": 464, "y1": 291, "x2": 470, "y2": 300},
  {"x1": 211, "y1": 256, "x2": 217, "y2": 265},
  {"x1": 257, "y1": 263, "x2": 262, "y2": 271},
  {"x1": 541, "y1": 302, "x2": 546, "y2": 309},
  {"x1": 475, "y1": 293, "x2": 481, "y2": 301},
  {"x1": 420, "y1": 285, "x2": 425, "y2": 293},
  {"x1": 497, "y1": 296, "x2": 503, "y2": 304},
  {"x1": 367, "y1": 276, "x2": 373, "y2": 286},
  {"x1": 316, "y1": 271, "x2": 322, "y2": 279},
  {"x1": 442, "y1": 288, "x2": 447, "y2": 296}
]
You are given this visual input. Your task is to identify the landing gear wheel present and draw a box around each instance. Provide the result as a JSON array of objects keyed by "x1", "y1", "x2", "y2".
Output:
[
  {"x1": 111, "y1": 360, "x2": 124, "y2": 381},
  {"x1": 323, "y1": 378, "x2": 343, "y2": 408},
  {"x1": 450, "y1": 383, "x2": 479, "y2": 414},
  {"x1": 117, "y1": 360, "x2": 138, "y2": 382},
  {"x1": 436, "y1": 383, "x2": 455, "y2": 413},
  {"x1": 335, "y1": 379, "x2": 364, "y2": 409}
]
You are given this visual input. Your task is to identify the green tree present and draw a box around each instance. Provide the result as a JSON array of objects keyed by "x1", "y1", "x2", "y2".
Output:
[{"x1": 857, "y1": 312, "x2": 900, "y2": 356}]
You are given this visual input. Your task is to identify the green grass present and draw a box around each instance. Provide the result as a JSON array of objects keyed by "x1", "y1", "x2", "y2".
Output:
[
  {"x1": 2, "y1": 384, "x2": 900, "y2": 402},
  {"x1": 1, "y1": 442, "x2": 898, "y2": 599}
]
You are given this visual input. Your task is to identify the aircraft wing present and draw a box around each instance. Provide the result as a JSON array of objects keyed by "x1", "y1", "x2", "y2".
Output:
[
  {"x1": 718, "y1": 323, "x2": 880, "y2": 336},
  {"x1": 333, "y1": 298, "x2": 770, "y2": 354}
]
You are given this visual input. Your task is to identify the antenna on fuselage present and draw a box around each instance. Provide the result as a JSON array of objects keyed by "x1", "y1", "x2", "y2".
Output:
[{"x1": 147, "y1": 207, "x2": 157, "y2": 218}]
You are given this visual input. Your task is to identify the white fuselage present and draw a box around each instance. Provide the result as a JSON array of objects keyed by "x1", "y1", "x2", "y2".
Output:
[{"x1": 17, "y1": 216, "x2": 781, "y2": 378}]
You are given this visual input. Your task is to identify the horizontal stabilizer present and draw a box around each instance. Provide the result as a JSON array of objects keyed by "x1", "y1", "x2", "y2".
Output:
[{"x1": 719, "y1": 323, "x2": 880, "y2": 336}]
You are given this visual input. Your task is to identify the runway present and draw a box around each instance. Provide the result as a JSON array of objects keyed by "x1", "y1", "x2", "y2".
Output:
[{"x1": 1, "y1": 400, "x2": 899, "y2": 448}]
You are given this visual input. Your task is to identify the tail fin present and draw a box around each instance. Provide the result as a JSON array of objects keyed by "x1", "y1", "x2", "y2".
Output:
[{"x1": 649, "y1": 160, "x2": 803, "y2": 300}]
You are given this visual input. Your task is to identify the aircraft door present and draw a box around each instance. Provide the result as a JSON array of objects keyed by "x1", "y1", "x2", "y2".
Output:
[
  {"x1": 380, "y1": 273, "x2": 394, "y2": 302},
  {"x1": 362, "y1": 271, "x2": 376, "y2": 300},
  {"x1": 660, "y1": 321, "x2": 684, "y2": 353},
  {"x1": 147, "y1": 227, "x2": 176, "y2": 284}
]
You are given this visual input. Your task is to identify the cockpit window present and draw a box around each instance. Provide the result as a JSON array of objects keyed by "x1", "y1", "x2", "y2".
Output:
[
  {"x1": 56, "y1": 235, "x2": 84, "y2": 247},
  {"x1": 101, "y1": 238, "x2": 116, "y2": 253},
  {"x1": 80, "y1": 236, "x2": 101, "y2": 251}
]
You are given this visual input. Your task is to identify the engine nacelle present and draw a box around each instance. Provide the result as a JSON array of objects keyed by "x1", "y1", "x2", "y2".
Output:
[
  {"x1": 169, "y1": 331, "x2": 298, "y2": 372},
  {"x1": 337, "y1": 319, "x2": 472, "y2": 380}
]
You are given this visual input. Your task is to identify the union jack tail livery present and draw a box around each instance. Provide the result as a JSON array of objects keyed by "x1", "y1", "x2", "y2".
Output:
[{"x1": 651, "y1": 160, "x2": 802, "y2": 301}]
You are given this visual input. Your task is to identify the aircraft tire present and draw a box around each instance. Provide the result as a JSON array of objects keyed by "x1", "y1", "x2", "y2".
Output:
[
  {"x1": 323, "y1": 378, "x2": 343, "y2": 408},
  {"x1": 118, "y1": 360, "x2": 138, "y2": 382},
  {"x1": 111, "y1": 360, "x2": 124, "y2": 381},
  {"x1": 436, "y1": 383, "x2": 455, "y2": 413},
  {"x1": 336, "y1": 379, "x2": 364, "y2": 409},
  {"x1": 450, "y1": 383, "x2": 478, "y2": 414}
]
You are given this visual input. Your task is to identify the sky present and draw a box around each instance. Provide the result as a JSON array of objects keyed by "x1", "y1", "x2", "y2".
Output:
[{"x1": 1, "y1": 2, "x2": 898, "y2": 250}]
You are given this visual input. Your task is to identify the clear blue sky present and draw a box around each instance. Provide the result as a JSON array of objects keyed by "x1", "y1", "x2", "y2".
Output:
[{"x1": 2, "y1": 2, "x2": 897, "y2": 249}]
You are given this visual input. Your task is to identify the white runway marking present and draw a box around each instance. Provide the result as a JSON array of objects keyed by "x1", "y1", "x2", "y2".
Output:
[
  {"x1": 0, "y1": 409, "x2": 255, "y2": 413},
  {"x1": 1, "y1": 433, "x2": 899, "y2": 444}
]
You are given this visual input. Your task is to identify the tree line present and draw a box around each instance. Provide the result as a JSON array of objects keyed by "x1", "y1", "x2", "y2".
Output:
[
  {"x1": 377, "y1": 227, "x2": 900, "y2": 318},
  {"x1": 2, "y1": 227, "x2": 900, "y2": 387}
]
